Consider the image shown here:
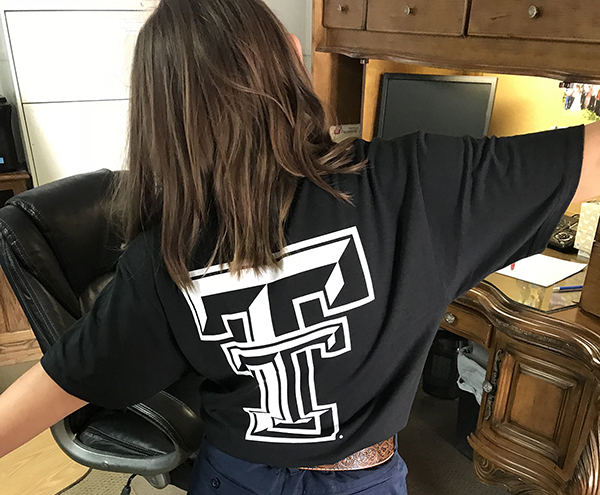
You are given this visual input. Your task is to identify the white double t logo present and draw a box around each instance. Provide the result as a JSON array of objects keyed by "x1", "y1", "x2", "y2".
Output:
[{"x1": 183, "y1": 227, "x2": 374, "y2": 443}]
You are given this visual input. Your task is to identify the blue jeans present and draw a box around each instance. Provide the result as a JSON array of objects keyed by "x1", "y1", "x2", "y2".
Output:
[{"x1": 187, "y1": 438, "x2": 408, "y2": 494}]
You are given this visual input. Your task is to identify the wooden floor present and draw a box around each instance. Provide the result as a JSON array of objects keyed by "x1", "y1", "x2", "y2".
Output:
[{"x1": 0, "y1": 428, "x2": 88, "y2": 495}]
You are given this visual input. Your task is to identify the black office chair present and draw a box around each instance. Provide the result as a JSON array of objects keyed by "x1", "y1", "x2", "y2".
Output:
[{"x1": 0, "y1": 169, "x2": 204, "y2": 492}]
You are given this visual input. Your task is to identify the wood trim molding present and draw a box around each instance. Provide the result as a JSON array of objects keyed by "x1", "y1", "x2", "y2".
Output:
[
  {"x1": 473, "y1": 452, "x2": 552, "y2": 494},
  {"x1": 472, "y1": 412, "x2": 600, "y2": 494},
  {"x1": 0, "y1": 334, "x2": 41, "y2": 366},
  {"x1": 565, "y1": 413, "x2": 600, "y2": 495},
  {"x1": 451, "y1": 283, "x2": 600, "y2": 375},
  {"x1": 319, "y1": 29, "x2": 600, "y2": 82}
]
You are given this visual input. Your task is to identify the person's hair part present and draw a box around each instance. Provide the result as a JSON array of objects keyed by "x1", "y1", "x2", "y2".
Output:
[{"x1": 111, "y1": 0, "x2": 365, "y2": 289}]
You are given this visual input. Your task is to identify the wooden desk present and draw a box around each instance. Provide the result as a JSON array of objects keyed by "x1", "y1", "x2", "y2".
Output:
[
  {"x1": 440, "y1": 252, "x2": 598, "y2": 494},
  {"x1": 0, "y1": 171, "x2": 29, "y2": 196}
]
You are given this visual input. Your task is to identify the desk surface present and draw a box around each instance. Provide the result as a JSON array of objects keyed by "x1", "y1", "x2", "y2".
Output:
[
  {"x1": 0, "y1": 171, "x2": 29, "y2": 181},
  {"x1": 483, "y1": 248, "x2": 588, "y2": 313}
]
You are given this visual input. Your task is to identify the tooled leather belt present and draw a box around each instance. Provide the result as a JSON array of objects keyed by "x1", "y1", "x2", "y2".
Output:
[{"x1": 299, "y1": 437, "x2": 396, "y2": 471}]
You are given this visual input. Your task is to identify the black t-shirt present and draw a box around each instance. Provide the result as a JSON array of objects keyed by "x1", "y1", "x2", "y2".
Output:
[{"x1": 41, "y1": 127, "x2": 584, "y2": 468}]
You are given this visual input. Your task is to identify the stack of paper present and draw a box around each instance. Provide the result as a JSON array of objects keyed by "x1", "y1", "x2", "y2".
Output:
[{"x1": 496, "y1": 254, "x2": 586, "y2": 287}]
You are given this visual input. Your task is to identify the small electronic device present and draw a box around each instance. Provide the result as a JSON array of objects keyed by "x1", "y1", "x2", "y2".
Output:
[{"x1": 548, "y1": 214, "x2": 579, "y2": 252}]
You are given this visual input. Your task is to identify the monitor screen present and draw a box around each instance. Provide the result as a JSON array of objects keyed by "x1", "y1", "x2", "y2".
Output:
[{"x1": 376, "y1": 74, "x2": 497, "y2": 140}]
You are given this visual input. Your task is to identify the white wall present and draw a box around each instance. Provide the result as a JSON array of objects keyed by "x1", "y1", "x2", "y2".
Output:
[
  {"x1": 0, "y1": 0, "x2": 313, "y2": 100},
  {"x1": 0, "y1": 0, "x2": 314, "y2": 174},
  {"x1": 263, "y1": 0, "x2": 313, "y2": 71}
]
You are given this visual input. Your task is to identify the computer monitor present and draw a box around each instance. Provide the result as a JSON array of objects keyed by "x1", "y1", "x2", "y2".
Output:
[{"x1": 376, "y1": 74, "x2": 497, "y2": 139}]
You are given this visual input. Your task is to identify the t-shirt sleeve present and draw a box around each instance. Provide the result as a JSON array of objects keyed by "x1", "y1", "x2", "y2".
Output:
[
  {"x1": 40, "y1": 236, "x2": 194, "y2": 410},
  {"x1": 413, "y1": 125, "x2": 584, "y2": 300}
]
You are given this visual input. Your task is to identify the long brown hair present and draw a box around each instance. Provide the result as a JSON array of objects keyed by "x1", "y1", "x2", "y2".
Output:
[{"x1": 111, "y1": 0, "x2": 364, "y2": 289}]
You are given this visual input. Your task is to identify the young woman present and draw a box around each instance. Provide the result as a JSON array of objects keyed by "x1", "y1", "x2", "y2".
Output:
[{"x1": 1, "y1": 0, "x2": 600, "y2": 493}]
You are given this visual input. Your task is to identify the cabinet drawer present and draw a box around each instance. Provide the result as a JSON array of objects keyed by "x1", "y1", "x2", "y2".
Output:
[
  {"x1": 367, "y1": 0, "x2": 468, "y2": 36},
  {"x1": 469, "y1": 0, "x2": 600, "y2": 44},
  {"x1": 323, "y1": 0, "x2": 366, "y2": 30},
  {"x1": 440, "y1": 305, "x2": 492, "y2": 347}
]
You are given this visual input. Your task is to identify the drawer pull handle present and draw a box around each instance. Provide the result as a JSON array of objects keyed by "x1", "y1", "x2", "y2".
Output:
[
  {"x1": 528, "y1": 5, "x2": 540, "y2": 19},
  {"x1": 337, "y1": 4, "x2": 348, "y2": 13},
  {"x1": 444, "y1": 312, "x2": 456, "y2": 324},
  {"x1": 404, "y1": 5, "x2": 414, "y2": 15},
  {"x1": 484, "y1": 349, "x2": 505, "y2": 421}
]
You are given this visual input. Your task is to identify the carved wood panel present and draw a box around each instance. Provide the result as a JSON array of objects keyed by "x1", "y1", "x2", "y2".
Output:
[
  {"x1": 490, "y1": 344, "x2": 586, "y2": 469},
  {"x1": 565, "y1": 413, "x2": 600, "y2": 495},
  {"x1": 474, "y1": 411, "x2": 600, "y2": 495},
  {"x1": 473, "y1": 452, "x2": 551, "y2": 494},
  {"x1": 470, "y1": 333, "x2": 596, "y2": 494}
]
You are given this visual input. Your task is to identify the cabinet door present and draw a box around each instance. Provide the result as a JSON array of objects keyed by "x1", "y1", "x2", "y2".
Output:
[
  {"x1": 323, "y1": 0, "x2": 366, "y2": 30},
  {"x1": 23, "y1": 100, "x2": 128, "y2": 185},
  {"x1": 367, "y1": 0, "x2": 468, "y2": 36},
  {"x1": 6, "y1": 10, "x2": 150, "y2": 103},
  {"x1": 475, "y1": 338, "x2": 593, "y2": 484},
  {"x1": 469, "y1": 0, "x2": 600, "y2": 44}
]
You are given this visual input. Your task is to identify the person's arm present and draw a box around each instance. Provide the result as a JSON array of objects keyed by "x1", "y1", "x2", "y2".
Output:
[
  {"x1": 572, "y1": 121, "x2": 600, "y2": 203},
  {"x1": 0, "y1": 362, "x2": 87, "y2": 459}
]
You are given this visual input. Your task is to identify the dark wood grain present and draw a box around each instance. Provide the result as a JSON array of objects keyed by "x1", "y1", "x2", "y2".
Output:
[
  {"x1": 469, "y1": 0, "x2": 600, "y2": 44},
  {"x1": 367, "y1": 0, "x2": 468, "y2": 36},
  {"x1": 323, "y1": 0, "x2": 367, "y2": 30},
  {"x1": 323, "y1": 28, "x2": 600, "y2": 83}
]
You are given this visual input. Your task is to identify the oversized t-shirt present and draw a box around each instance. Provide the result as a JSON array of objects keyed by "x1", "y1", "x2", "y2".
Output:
[{"x1": 41, "y1": 127, "x2": 584, "y2": 468}]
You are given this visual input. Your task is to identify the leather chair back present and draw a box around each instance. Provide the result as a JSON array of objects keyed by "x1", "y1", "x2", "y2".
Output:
[{"x1": 0, "y1": 169, "x2": 121, "y2": 349}]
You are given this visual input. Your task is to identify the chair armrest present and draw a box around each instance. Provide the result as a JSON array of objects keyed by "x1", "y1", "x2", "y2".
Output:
[
  {"x1": 130, "y1": 390, "x2": 204, "y2": 454},
  {"x1": 50, "y1": 390, "x2": 204, "y2": 477}
]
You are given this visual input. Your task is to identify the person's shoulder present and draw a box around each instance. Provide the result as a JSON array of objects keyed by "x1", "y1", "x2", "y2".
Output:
[
  {"x1": 119, "y1": 220, "x2": 163, "y2": 275},
  {"x1": 355, "y1": 132, "x2": 421, "y2": 160},
  {"x1": 352, "y1": 133, "x2": 421, "y2": 181}
]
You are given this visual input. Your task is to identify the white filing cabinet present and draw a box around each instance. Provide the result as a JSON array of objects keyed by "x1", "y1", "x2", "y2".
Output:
[
  {"x1": 0, "y1": 0, "x2": 312, "y2": 186},
  {"x1": 0, "y1": 1, "x2": 157, "y2": 186}
]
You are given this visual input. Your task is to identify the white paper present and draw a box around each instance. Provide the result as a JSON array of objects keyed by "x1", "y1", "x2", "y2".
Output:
[{"x1": 495, "y1": 254, "x2": 586, "y2": 287}]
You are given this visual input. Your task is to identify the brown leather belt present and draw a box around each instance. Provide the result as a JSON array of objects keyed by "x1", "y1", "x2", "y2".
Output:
[{"x1": 299, "y1": 437, "x2": 396, "y2": 471}]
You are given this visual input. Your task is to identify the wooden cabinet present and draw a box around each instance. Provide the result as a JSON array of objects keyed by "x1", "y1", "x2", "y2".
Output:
[
  {"x1": 321, "y1": 0, "x2": 600, "y2": 45},
  {"x1": 469, "y1": 0, "x2": 600, "y2": 44},
  {"x1": 440, "y1": 284, "x2": 600, "y2": 495},
  {"x1": 323, "y1": 0, "x2": 366, "y2": 29},
  {"x1": 367, "y1": 0, "x2": 468, "y2": 36},
  {"x1": 312, "y1": 0, "x2": 600, "y2": 131},
  {"x1": 477, "y1": 338, "x2": 593, "y2": 490}
]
